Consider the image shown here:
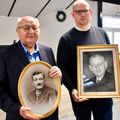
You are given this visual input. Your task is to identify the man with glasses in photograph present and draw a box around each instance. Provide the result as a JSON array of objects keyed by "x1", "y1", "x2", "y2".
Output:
[
  {"x1": 57, "y1": 0, "x2": 113, "y2": 120},
  {"x1": 84, "y1": 54, "x2": 115, "y2": 92}
]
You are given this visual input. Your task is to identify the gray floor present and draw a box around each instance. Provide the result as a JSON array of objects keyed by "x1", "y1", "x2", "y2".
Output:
[{"x1": 0, "y1": 85, "x2": 120, "y2": 120}]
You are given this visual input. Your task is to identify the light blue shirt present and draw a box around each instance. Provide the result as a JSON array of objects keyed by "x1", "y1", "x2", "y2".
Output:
[{"x1": 20, "y1": 41, "x2": 41, "y2": 62}]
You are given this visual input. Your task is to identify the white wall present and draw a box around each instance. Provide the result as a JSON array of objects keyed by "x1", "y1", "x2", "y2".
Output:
[
  {"x1": 0, "y1": 16, "x2": 18, "y2": 45},
  {"x1": 39, "y1": 8, "x2": 74, "y2": 57},
  {"x1": 0, "y1": 1, "x2": 97, "y2": 57},
  {"x1": 39, "y1": 1, "x2": 98, "y2": 56}
]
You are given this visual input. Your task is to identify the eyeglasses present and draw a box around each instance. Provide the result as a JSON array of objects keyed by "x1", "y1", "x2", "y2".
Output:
[
  {"x1": 18, "y1": 25, "x2": 40, "y2": 32},
  {"x1": 73, "y1": 9, "x2": 90, "y2": 15},
  {"x1": 91, "y1": 62, "x2": 105, "y2": 69}
]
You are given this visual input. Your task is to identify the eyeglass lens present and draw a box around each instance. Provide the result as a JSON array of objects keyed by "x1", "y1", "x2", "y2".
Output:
[
  {"x1": 18, "y1": 25, "x2": 40, "y2": 31},
  {"x1": 74, "y1": 9, "x2": 89, "y2": 15}
]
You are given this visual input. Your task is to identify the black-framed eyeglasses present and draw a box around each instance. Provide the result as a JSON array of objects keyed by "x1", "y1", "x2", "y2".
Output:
[
  {"x1": 73, "y1": 9, "x2": 90, "y2": 15},
  {"x1": 18, "y1": 25, "x2": 40, "y2": 32}
]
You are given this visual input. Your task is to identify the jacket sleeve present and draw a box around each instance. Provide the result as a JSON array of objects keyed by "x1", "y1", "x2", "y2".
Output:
[
  {"x1": 57, "y1": 37, "x2": 75, "y2": 92},
  {"x1": 102, "y1": 29, "x2": 110, "y2": 44},
  {"x1": 0, "y1": 47, "x2": 21, "y2": 116}
]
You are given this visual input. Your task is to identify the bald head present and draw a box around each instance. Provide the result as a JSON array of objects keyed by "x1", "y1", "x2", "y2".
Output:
[{"x1": 73, "y1": 0, "x2": 90, "y2": 11}]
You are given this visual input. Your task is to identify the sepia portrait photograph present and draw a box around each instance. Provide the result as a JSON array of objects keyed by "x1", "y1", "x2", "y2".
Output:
[
  {"x1": 77, "y1": 44, "x2": 120, "y2": 98},
  {"x1": 18, "y1": 61, "x2": 61, "y2": 118}
]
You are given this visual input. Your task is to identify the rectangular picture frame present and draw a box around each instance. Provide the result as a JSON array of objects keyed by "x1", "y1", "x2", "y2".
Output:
[{"x1": 77, "y1": 44, "x2": 120, "y2": 98}]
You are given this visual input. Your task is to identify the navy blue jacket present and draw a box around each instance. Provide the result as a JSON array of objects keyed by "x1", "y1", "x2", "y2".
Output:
[{"x1": 0, "y1": 41, "x2": 58, "y2": 120}]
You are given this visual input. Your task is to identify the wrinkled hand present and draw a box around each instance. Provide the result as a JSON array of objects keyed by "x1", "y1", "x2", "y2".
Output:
[
  {"x1": 72, "y1": 89, "x2": 88, "y2": 102},
  {"x1": 49, "y1": 66, "x2": 62, "y2": 79},
  {"x1": 20, "y1": 106, "x2": 40, "y2": 120}
]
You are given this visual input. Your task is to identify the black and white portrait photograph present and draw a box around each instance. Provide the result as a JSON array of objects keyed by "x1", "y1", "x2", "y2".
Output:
[
  {"x1": 77, "y1": 44, "x2": 120, "y2": 98},
  {"x1": 83, "y1": 51, "x2": 115, "y2": 92},
  {"x1": 18, "y1": 61, "x2": 61, "y2": 118}
]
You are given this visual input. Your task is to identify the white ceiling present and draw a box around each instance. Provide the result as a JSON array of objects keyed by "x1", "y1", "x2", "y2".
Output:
[
  {"x1": 0, "y1": 0, "x2": 74, "y2": 17},
  {"x1": 0, "y1": 0, "x2": 120, "y2": 18},
  {"x1": 103, "y1": 2, "x2": 120, "y2": 16}
]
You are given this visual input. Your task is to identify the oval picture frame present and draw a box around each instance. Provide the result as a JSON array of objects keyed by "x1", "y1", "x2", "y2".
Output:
[{"x1": 18, "y1": 61, "x2": 61, "y2": 118}]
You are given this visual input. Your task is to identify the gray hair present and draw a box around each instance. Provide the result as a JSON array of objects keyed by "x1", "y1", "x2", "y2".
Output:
[{"x1": 16, "y1": 16, "x2": 40, "y2": 28}]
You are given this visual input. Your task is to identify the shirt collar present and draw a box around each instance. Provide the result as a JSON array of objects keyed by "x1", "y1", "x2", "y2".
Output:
[
  {"x1": 96, "y1": 74, "x2": 105, "y2": 82},
  {"x1": 75, "y1": 26, "x2": 90, "y2": 31},
  {"x1": 20, "y1": 40, "x2": 40, "y2": 54}
]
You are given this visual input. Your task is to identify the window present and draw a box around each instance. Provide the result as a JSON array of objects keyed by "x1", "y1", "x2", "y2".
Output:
[{"x1": 103, "y1": 15, "x2": 120, "y2": 52}]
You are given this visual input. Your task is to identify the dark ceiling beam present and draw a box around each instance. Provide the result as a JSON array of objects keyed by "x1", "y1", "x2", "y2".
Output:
[
  {"x1": 103, "y1": 0, "x2": 120, "y2": 5},
  {"x1": 97, "y1": 0, "x2": 103, "y2": 28},
  {"x1": 8, "y1": 0, "x2": 17, "y2": 16},
  {"x1": 65, "y1": 0, "x2": 75, "y2": 9},
  {"x1": 35, "y1": 0, "x2": 51, "y2": 18}
]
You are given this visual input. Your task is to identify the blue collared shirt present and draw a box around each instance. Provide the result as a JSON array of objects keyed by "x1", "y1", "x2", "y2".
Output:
[{"x1": 20, "y1": 41, "x2": 41, "y2": 62}]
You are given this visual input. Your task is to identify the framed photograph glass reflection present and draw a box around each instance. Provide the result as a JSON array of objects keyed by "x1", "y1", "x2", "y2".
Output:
[
  {"x1": 18, "y1": 61, "x2": 61, "y2": 118},
  {"x1": 77, "y1": 44, "x2": 120, "y2": 98}
]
